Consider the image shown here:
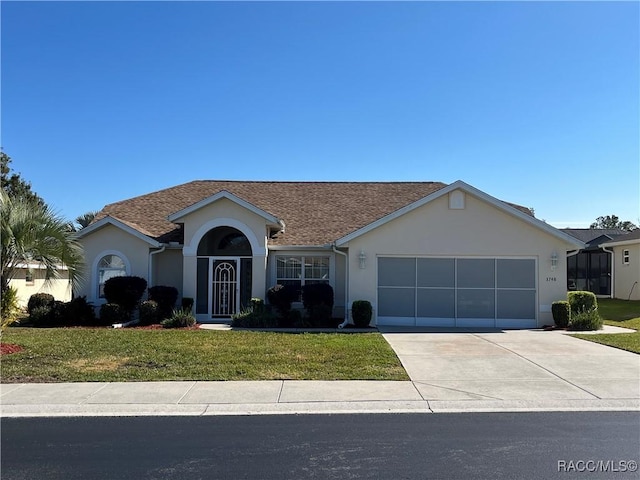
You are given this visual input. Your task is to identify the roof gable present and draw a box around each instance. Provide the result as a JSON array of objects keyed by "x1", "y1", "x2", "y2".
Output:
[
  {"x1": 336, "y1": 181, "x2": 584, "y2": 248},
  {"x1": 77, "y1": 215, "x2": 162, "y2": 247},
  {"x1": 167, "y1": 190, "x2": 283, "y2": 229},
  {"x1": 600, "y1": 228, "x2": 640, "y2": 247}
]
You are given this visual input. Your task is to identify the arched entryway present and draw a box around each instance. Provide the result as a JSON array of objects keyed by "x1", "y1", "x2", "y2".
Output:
[{"x1": 195, "y1": 226, "x2": 253, "y2": 318}]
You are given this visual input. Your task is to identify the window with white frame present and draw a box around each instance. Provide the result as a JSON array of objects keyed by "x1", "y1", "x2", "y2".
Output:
[
  {"x1": 98, "y1": 254, "x2": 127, "y2": 298},
  {"x1": 276, "y1": 256, "x2": 330, "y2": 301},
  {"x1": 623, "y1": 249, "x2": 630, "y2": 265}
]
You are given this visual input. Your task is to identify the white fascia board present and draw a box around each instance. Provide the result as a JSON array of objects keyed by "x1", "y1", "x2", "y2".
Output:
[
  {"x1": 75, "y1": 216, "x2": 162, "y2": 247},
  {"x1": 267, "y1": 244, "x2": 333, "y2": 251},
  {"x1": 599, "y1": 238, "x2": 640, "y2": 248},
  {"x1": 168, "y1": 190, "x2": 282, "y2": 227},
  {"x1": 335, "y1": 180, "x2": 585, "y2": 249}
]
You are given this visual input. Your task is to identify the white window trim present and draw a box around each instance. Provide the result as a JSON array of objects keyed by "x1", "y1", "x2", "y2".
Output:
[
  {"x1": 270, "y1": 253, "x2": 335, "y2": 305},
  {"x1": 92, "y1": 250, "x2": 131, "y2": 303},
  {"x1": 623, "y1": 249, "x2": 630, "y2": 265}
]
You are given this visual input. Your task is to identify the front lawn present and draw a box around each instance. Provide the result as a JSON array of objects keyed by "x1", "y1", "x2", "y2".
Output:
[
  {"x1": 571, "y1": 299, "x2": 640, "y2": 354},
  {"x1": 0, "y1": 328, "x2": 408, "y2": 383}
]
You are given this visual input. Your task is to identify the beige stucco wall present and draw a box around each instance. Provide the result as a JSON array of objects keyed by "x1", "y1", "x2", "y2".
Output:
[
  {"x1": 152, "y1": 248, "x2": 184, "y2": 298},
  {"x1": 179, "y1": 197, "x2": 270, "y2": 316},
  {"x1": 342, "y1": 190, "x2": 578, "y2": 327},
  {"x1": 10, "y1": 267, "x2": 72, "y2": 307},
  {"x1": 77, "y1": 224, "x2": 153, "y2": 304},
  {"x1": 611, "y1": 243, "x2": 640, "y2": 301}
]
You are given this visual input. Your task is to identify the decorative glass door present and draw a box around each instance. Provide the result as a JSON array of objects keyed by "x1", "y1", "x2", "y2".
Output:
[{"x1": 212, "y1": 259, "x2": 239, "y2": 317}]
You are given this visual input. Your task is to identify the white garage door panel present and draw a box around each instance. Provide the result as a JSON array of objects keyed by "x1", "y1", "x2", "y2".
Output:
[{"x1": 377, "y1": 257, "x2": 537, "y2": 328}]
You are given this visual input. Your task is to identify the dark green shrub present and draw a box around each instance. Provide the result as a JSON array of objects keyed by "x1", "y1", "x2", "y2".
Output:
[
  {"x1": 249, "y1": 298, "x2": 265, "y2": 312},
  {"x1": 551, "y1": 301, "x2": 571, "y2": 328},
  {"x1": 569, "y1": 308, "x2": 603, "y2": 331},
  {"x1": 231, "y1": 304, "x2": 278, "y2": 328},
  {"x1": 139, "y1": 300, "x2": 161, "y2": 325},
  {"x1": 65, "y1": 296, "x2": 96, "y2": 326},
  {"x1": 148, "y1": 286, "x2": 179, "y2": 319},
  {"x1": 181, "y1": 297, "x2": 194, "y2": 311},
  {"x1": 49, "y1": 301, "x2": 67, "y2": 326},
  {"x1": 103, "y1": 276, "x2": 147, "y2": 312},
  {"x1": 161, "y1": 309, "x2": 196, "y2": 328},
  {"x1": 29, "y1": 306, "x2": 53, "y2": 326},
  {"x1": 99, "y1": 303, "x2": 129, "y2": 325},
  {"x1": 27, "y1": 293, "x2": 54, "y2": 314},
  {"x1": 568, "y1": 291, "x2": 598, "y2": 315},
  {"x1": 267, "y1": 284, "x2": 298, "y2": 326},
  {"x1": 352, "y1": 300, "x2": 373, "y2": 328},
  {"x1": 302, "y1": 283, "x2": 334, "y2": 327}
]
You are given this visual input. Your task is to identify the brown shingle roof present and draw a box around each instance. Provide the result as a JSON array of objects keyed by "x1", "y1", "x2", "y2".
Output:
[{"x1": 93, "y1": 180, "x2": 533, "y2": 246}]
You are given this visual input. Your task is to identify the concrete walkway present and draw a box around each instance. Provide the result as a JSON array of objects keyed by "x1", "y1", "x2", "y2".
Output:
[{"x1": 1, "y1": 327, "x2": 638, "y2": 417}]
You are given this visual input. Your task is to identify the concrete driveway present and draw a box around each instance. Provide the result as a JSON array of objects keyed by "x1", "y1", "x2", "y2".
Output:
[{"x1": 380, "y1": 326, "x2": 640, "y2": 411}]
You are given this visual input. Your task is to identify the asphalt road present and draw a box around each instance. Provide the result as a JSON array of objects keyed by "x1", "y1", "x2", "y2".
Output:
[{"x1": 2, "y1": 412, "x2": 639, "y2": 480}]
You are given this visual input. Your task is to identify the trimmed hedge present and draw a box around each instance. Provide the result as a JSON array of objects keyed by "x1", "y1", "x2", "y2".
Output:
[
  {"x1": 103, "y1": 276, "x2": 147, "y2": 312},
  {"x1": 148, "y1": 286, "x2": 179, "y2": 319},
  {"x1": 267, "y1": 284, "x2": 298, "y2": 326},
  {"x1": 99, "y1": 303, "x2": 129, "y2": 324},
  {"x1": 302, "y1": 283, "x2": 334, "y2": 326},
  {"x1": 139, "y1": 300, "x2": 160, "y2": 325},
  {"x1": 27, "y1": 293, "x2": 54, "y2": 314},
  {"x1": 569, "y1": 308, "x2": 603, "y2": 331},
  {"x1": 568, "y1": 291, "x2": 598, "y2": 315},
  {"x1": 352, "y1": 300, "x2": 373, "y2": 328},
  {"x1": 551, "y1": 301, "x2": 571, "y2": 328}
]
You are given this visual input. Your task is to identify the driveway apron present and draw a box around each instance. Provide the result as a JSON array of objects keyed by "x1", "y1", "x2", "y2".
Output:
[{"x1": 379, "y1": 327, "x2": 640, "y2": 405}]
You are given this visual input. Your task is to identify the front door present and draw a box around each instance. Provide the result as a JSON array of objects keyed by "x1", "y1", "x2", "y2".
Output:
[{"x1": 212, "y1": 259, "x2": 239, "y2": 317}]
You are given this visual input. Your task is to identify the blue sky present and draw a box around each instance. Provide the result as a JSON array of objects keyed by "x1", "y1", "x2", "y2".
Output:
[{"x1": 2, "y1": 1, "x2": 638, "y2": 228}]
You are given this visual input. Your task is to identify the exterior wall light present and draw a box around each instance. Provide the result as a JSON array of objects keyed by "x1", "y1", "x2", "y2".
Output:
[
  {"x1": 550, "y1": 251, "x2": 558, "y2": 271},
  {"x1": 359, "y1": 250, "x2": 367, "y2": 269}
]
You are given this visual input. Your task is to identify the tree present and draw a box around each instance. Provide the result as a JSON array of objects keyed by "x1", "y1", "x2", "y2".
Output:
[
  {"x1": 0, "y1": 151, "x2": 44, "y2": 205},
  {"x1": 74, "y1": 211, "x2": 98, "y2": 230},
  {"x1": 590, "y1": 215, "x2": 637, "y2": 232},
  {"x1": 0, "y1": 190, "x2": 85, "y2": 295}
]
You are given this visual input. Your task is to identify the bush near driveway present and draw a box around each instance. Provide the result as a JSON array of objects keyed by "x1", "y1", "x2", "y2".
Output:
[{"x1": 571, "y1": 299, "x2": 640, "y2": 354}]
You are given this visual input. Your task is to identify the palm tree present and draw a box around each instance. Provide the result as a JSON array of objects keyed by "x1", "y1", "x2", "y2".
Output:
[
  {"x1": 75, "y1": 211, "x2": 97, "y2": 230},
  {"x1": 0, "y1": 191, "x2": 85, "y2": 295}
]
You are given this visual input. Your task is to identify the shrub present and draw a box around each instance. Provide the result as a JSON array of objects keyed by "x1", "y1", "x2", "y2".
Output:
[
  {"x1": 352, "y1": 300, "x2": 373, "y2": 328},
  {"x1": 161, "y1": 309, "x2": 196, "y2": 329},
  {"x1": 99, "y1": 303, "x2": 129, "y2": 325},
  {"x1": 569, "y1": 308, "x2": 603, "y2": 331},
  {"x1": 65, "y1": 296, "x2": 96, "y2": 326},
  {"x1": 139, "y1": 300, "x2": 161, "y2": 325},
  {"x1": 551, "y1": 301, "x2": 571, "y2": 328},
  {"x1": 27, "y1": 293, "x2": 54, "y2": 314},
  {"x1": 49, "y1": 301, "x2": 67, "y2": 326},
  {"x1": 103, "y1": 276, "x2": 147, "y2": 312},
  {"x1": 231, "y1": 303, "x2": 278, "y2": 328},
  {"x1": 29, "y1": 306, "x2": 53, "y2": 327},
  {"x1": 148, "y1": 286, "x2": 179, "y2": 319},
  {"x1": 302, "y1": 283, "x2": 334, "y2": 327},
  {"x1": 267, "y1": 284, "x2": 298, "y2": 326},
  {"x1": 181, "y1": 297, "x2": 194, "y2": 311},
  {"x1": 568, "y1": 291, "x2": 598, "y2": 315},
  {"x1": 1, "y1": 286, "x2": 21, "y2": 330}
]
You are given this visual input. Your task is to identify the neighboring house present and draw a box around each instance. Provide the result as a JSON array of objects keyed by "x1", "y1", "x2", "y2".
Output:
[
  {"x1": 599, "y1": 229, "x2": 640, "y2": 301},
  {"x1": 561, "y1": 228, "x2": 628, "y2": 296},
  {"x1": 9, "y1": 263, "x2": 72, "y2": 307},
  {"x1": 75, "y1": 180, "x2": 584, "y2": 328}
]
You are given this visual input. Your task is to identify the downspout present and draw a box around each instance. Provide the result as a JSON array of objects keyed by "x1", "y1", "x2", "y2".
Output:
[
  {"x1": 601, "y1": 246, "x2": 615, "y2": 299},
  {"x1": 148, "y1": 246, "x2": 166, "y2": 295},
  {"x1": 332, "y1": 245, "x2": 350, "y2": 329}
]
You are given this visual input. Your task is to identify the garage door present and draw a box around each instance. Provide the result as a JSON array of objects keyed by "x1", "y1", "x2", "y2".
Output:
[{"x1": 377, "y1": 257, "x2": 537, "y2": 328}]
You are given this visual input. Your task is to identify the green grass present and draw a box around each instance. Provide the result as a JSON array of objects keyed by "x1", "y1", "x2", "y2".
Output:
[
  {"x1": 0, "y1": 328, "x2": 409, "y2": 383},
  {"x1": 571, "y1": 299, "x2": 640, "y2": 354}
]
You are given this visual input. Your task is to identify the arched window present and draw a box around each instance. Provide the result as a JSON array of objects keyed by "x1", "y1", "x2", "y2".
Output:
[
  {"x1": 197, "y1": 227, "x2": 252, "y2": 256},
  {"x1": 98, "y1": 254, "x2": 127, "y2": 298}
]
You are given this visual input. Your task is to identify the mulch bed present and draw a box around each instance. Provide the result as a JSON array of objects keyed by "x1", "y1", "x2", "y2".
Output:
[{"x1": 0, "y1": 343, "x2": 23, "y2": 355}]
